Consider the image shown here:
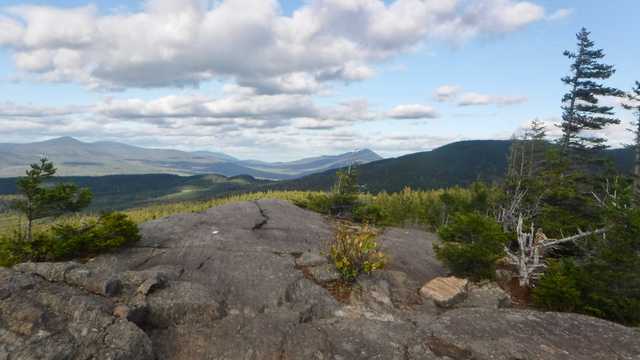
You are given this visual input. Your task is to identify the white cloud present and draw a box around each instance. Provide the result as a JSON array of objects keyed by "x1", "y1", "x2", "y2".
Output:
[
  {"x1": 434, "y1": 85, "x2": 462, "y2": 102},
  {"x1": 546, "y1": 8, "x2": 573, "y2": 21},
  {"x1": 458, "y1": 92, "x2": 528, "y2": 106},
  {"x1": 434, "y1": 85, "x2": 528, "y2": 107},
  {"x1": 387, "y1": 104, "x2": 439, "y2": 119},
  {"x1": 95, "y1": 94, "x2": 318, "y2": 121},
  {"x1": 0, "y1": 0, "x2": 549, "y2": 91},
  {"x1": 0, "y1": 101, "x2": 85, "y2": 118}
]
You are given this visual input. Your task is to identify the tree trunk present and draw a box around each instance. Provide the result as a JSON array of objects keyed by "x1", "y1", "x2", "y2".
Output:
[{"x1": 27, "y1": 218, "x2": 32, "y2": 242}]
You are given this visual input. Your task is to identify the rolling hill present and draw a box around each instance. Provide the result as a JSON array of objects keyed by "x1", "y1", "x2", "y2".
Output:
[
  {"x1": 269, "y1": 140, "x2": 635, "y2": 193},
  {"x1": 270, "y1": 140, "x2": 514, "y2": 193},
  {"x1": 0, "y1": 137, "x2": 382, "y2": 179},
  {"x1": 0, "y1": 173, "x2": 267, "y2": 211}
]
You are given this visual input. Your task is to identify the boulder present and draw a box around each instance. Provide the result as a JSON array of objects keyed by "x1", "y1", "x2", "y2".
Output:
[{"x1": 420, "y1": 276, "x2": 469, "y2": 308}]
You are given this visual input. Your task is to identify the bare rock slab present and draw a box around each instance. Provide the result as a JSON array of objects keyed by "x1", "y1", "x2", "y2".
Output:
[
  {"x1": 3, "y1": 200, "x2": 639, "y2": 360},
  {"x1": 309, "y1": 264, "x2": 341, "y2": 283},
  {"x1": 420, "y1": 276, "x2": 469, "y2": 308},
  {"x1": 457, "y1": 282, "x2": 512, "y2": 309},
  {"x1": 295, "y1": 252, "x2": 328, "y2": 267},
  {"x1": 427, "y1": 308, "x2": 640, "y2": 360}
]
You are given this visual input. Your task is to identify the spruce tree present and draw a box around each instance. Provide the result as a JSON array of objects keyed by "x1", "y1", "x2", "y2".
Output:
[
  {"x1": 623, "y1": 81, "x2": 640, "y2": 199},
  {"x1": 14, "y1": 158, "x2": 92, "y2": 241},
  {"x1": 560, "y1": 28, "x2": 623, "y2": 154}
]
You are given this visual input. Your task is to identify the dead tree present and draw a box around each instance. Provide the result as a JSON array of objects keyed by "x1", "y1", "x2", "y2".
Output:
[
  {"x1": 499, "y1": 121, "x2": 547, "y2": 231},
  {"x1": 504, "y1": 215, "x2": 607, "y2": 287}
]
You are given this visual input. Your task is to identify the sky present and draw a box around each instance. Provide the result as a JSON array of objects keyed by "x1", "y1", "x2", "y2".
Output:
[{"x1": 0, "y1": 0, "x2": 638, "y2": 161}]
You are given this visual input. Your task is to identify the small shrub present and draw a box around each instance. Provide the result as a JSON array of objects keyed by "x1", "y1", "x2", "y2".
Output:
[
  {"x1": 299, "y1": 193, "x2": 333, "y2": 214},
  {"x1": 353, "y1": 203, "x2": 384, "y2": 224},
  {"x1": 532, "y1": 259, "x2": 582, "y2": 312},
  {"x1": 87, "y1": 212, "x2": 140, "y2": 252},
  {"x1": 50, "y1": 212, "x2": 140, "y2": 259},
  {"x1": 330, "y1": 223, "x2": 386, "y2": 282},
  {"x1": 0, "y1": 230, "x2": 28, "y2": 267},
  {"x1": 0, "y1": 212, "x2": 139, "y2": 266},
  {"x1": 434, "y1": 212, "x2": 508, "y2": 280}
]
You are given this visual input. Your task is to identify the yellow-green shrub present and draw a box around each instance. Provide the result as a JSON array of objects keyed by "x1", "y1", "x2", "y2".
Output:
[{"x1": 329, "y1": 223, "x2": 387, "y2": 282}]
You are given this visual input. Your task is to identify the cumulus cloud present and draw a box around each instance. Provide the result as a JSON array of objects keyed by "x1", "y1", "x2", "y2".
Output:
[
  {"x1": 0, "y1": 0, "x2": 549, "y2": 91},
  {"x1": 458, "y1": 92, "x2": 528, "y2": 106},
  {"x1": 386, "y1": 104, "x2": 439, "y2": 119},
  {"x1": 1, "y1": 91, "x2": 381, "y2": 146},
  {"x1": 95, "y1": 94, "x2": 318, "y2": 121},
  {"x1": 434, "y1": 85, "x2": 527, "y2": 107}
]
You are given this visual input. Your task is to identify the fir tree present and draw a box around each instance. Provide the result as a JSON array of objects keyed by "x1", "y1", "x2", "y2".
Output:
[
  {"x1": 560, "y1": 28, "x2": 623, "y2": 154},
  {"x1": 14, "y1": 158, "x2": 92, "y2": 241}
]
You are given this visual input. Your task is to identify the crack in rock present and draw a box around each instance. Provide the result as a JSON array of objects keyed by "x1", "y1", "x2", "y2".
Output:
[
  {"x1": 252, "y1": 201, "x2": 270, "y2": 230},
  {"x1": 133, "y1": 249, "x2": 168, "y2": 270},
  {"x1": 196, "y1": 256, "x2": 214, "y2": 270}
]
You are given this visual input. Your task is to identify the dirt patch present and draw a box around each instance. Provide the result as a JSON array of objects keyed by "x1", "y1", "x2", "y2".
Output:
[{"x1": 495, "y1": 271, "x2": 531, "y2": 307}]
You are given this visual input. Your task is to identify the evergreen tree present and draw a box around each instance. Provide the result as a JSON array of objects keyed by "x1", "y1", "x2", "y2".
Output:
[
  {"x1": 623, "y1": 81, "x2": 640, "y2": 200},
  {"x1": 560, "y1": 28, "x2": 623, "y2": 154},
  {"x1": 14, "y1": 158, "x2": 92, "y2": 241}
]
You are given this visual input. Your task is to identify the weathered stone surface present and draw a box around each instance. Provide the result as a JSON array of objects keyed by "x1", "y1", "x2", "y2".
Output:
[
  {"x1": 146, "y1": 281, "x2": 223, "y2": 327},
  {"x1": 428, "y1": 308, "x2": 640, "y2": 359},
  {"x1": 378, "y1": 227, "x2": 447, "y2": 284},
  {"x1": 0, "y1": 268, "x2": 153, "y2": 360},
  {"x1": 420, "y1": 276, "x2": 469, "y2": 308},
  {"x1": 2, "y1": 200, "x2": 639, "y2": 360},
  {"x1": 13, "y1": 261, "x2": 80, "y2": 282},
  {"x1": 295, "y1": 251, "x2": 328, "y2": 267},
  {"x1": 457, "y1": 282, "x2": 512, "y2": 309},
  {"x1": 308, "y1": 263, "x2": 341, "y2": 283}
]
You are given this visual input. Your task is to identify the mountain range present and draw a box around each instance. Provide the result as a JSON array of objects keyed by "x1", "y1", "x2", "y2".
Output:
[
  {"x1": 0, "y1": 137, "x2": 382, "y2": 179},
  {"x1": 1, "y1": 139, "x2": 634, "y2": 211}
]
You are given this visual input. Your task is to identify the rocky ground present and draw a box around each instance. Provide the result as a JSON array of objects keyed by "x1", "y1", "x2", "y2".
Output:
[{"x1": 1, "y1": 200, "x2": 639, "y2": 359}]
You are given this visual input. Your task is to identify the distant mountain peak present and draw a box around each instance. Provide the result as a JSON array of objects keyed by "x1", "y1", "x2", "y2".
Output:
[
  {"x1": 354, "y1": 148, "x2": 381, "y2": 157},
  {"x1": 44, "y1": 136, "x2": 84, "y2": 144},
  {"x1": 346, "y1": 148, "x2": 382, "y2": 162}
]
